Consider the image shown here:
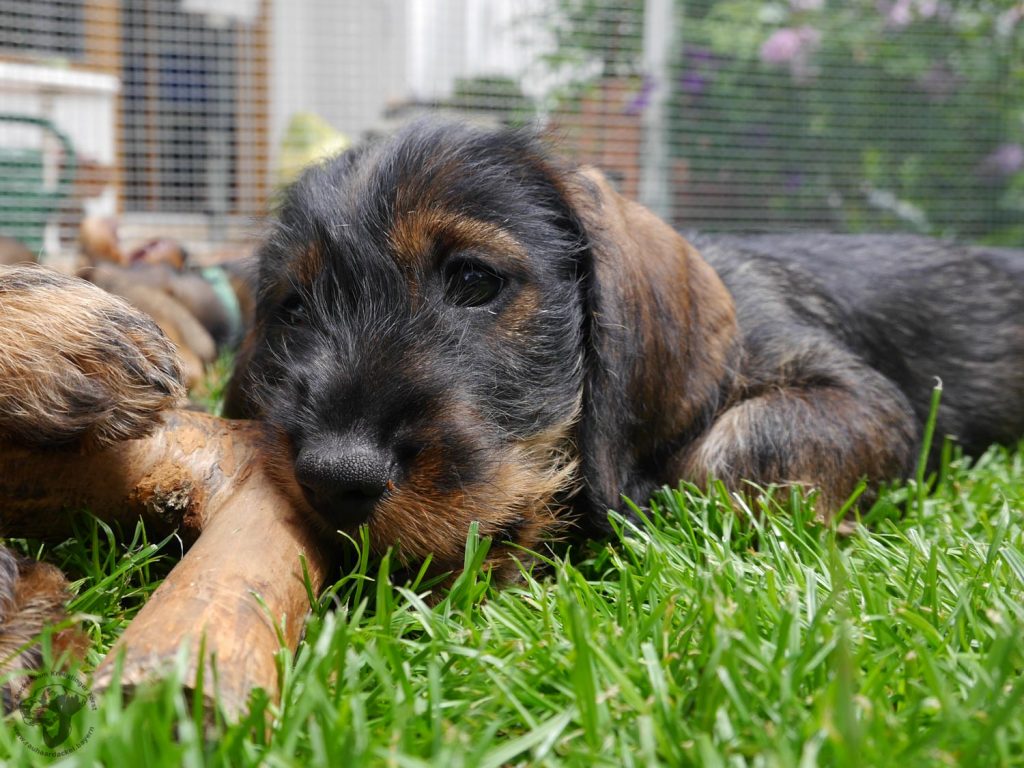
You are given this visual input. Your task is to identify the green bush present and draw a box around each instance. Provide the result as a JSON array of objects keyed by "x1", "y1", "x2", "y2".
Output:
[{"x1": 548, "y1": 0, "x2": 1024, "y2": 244}]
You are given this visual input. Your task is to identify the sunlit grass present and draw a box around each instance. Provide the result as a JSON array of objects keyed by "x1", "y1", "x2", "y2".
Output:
[{"x1": 3, "y1": 437, "x2": 1023, "y2": 766}]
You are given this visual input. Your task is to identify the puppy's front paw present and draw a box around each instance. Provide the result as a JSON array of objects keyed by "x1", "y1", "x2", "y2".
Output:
[{"x1": 0, "y1": 265, "x2": 185, "y2": 450}]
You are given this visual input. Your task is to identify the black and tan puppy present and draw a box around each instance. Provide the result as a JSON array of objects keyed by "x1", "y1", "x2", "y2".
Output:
[{"x1": 224, "y1": 121, "x2": 1024, "y2": 577}]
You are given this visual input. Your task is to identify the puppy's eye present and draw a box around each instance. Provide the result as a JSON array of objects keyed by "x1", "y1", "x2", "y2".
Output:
[
  {"x1": 279, "y1": 294, "x2": 307, "y2": 326},
  {"x1": 442, "y1": 260, "x2": 504, "y2": 308}
]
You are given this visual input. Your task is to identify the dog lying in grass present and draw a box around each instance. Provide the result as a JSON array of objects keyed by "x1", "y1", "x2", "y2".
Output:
[
  {"x1": 224, "y1": 120, "x2": 1024, "y2": 578},
  {"x1": 2, "y1": 120, "x2": 1023, "y2": 670}
]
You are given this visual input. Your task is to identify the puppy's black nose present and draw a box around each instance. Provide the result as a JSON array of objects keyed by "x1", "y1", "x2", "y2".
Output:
[{"x1": 294, "y1": 436, "x2": 394, "y2": 527}]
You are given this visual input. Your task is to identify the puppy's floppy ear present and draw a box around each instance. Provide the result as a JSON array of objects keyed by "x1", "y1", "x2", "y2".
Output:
[{"x1": 565, "y1": 168, "x2": 738, "y2": 529}]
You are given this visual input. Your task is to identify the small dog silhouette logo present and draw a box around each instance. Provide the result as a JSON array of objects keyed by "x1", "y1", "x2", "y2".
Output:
[{"x1": 16, "y1": 673, "x2": 95, "y2": 756}]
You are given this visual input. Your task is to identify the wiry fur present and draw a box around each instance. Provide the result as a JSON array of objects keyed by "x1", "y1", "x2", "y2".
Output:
[
  {"x1": 226, "y1": 124, "x2": 589, "y2": 573},
  {"x1": 225, "y1": 120, "x2": 1024, "y2": 569},
  {"x1": 0, "y1": 265, "x2": 185, "y2": 450}
]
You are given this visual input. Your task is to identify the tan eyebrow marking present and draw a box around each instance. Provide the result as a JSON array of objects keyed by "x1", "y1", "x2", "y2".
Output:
[
  {"x1": 388, "y1": 208, "x2": 527, "y2": 267},
  {"x1": 291, "y1": 241, "x2": 326, "y2": 287}
]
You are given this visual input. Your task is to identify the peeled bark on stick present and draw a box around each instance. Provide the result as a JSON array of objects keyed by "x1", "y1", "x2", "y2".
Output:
[{"x1": 0, "y1": 410, "x2": 331, "y2": 716}]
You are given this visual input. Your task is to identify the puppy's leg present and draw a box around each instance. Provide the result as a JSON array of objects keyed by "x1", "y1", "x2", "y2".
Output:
[{"x1": 678, "y1": 358, "x2": 919, "y2": 515}]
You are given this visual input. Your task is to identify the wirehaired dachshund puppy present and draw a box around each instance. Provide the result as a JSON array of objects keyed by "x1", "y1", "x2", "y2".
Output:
[{"x1": 223, "y1": 120, "x2": 1024, "y2": 577}]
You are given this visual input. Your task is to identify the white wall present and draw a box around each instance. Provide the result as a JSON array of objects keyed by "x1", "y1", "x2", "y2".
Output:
[
  {"x1": 270, "y1": 0, "x2": 552, "y2": 157},
  {"x1": 271, "y1": 0, "x2": 411, "y2": 156}
]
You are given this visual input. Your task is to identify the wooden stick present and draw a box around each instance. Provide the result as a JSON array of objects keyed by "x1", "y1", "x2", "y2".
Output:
[
  {"x1": 1, "y1": 410, "x2": 236, "y2": 543},
  {"x1": 0, "y1": 410, "x2": 332, "y2": 715}
]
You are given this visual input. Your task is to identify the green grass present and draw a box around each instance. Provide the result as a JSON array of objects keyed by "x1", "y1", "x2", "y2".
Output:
[{"x1": 2, "y1": 439, "x2": 1024, "y2": 766}]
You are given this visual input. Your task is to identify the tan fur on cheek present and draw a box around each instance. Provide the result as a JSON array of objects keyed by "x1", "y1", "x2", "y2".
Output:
[
  {"x1": 366, "y1": 410, "x2": 581, "y2": 575},
  {"x1": 294, "y1": 242, "x2": 325, "y2": 288}
]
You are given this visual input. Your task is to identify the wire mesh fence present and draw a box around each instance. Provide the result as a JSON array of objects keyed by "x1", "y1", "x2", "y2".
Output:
[{"x1": 0, "y1": 0, "x2": 1020, "y2": 263}]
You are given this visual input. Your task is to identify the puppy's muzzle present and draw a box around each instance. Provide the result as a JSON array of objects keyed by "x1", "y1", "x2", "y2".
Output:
[{"x1": 294, "y1": 434, "x2": 395, "y2": 527}]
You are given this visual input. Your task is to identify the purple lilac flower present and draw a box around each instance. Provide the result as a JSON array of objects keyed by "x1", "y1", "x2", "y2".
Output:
[
  {"x1": 623, "y1": 74, "x2": 656, "y2": 116},
  {"x1": 760, "y1": 26, "x2": 821, "y2": 64},
  {"x1": 885, "y1": 0, "x2": 913, "y2": 27},
  {"x1": 760, "y1": 26, "x2": 821, "y2": 81},
  {"x1": 686, "y1": 46, "x2": 718, "y2": 66},
  {"x1": 880, "y1": 0, "x2": 942, "y2": 28},
  {"x1": 979, "y1": 144, "x2": 1024, "y2": 178},
  {"x1": 679, "y1": 71, "x2": 708, "y2": 96},
  {"x1": 761, "y1": 28, "x2": 804, "y2": 64}
]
